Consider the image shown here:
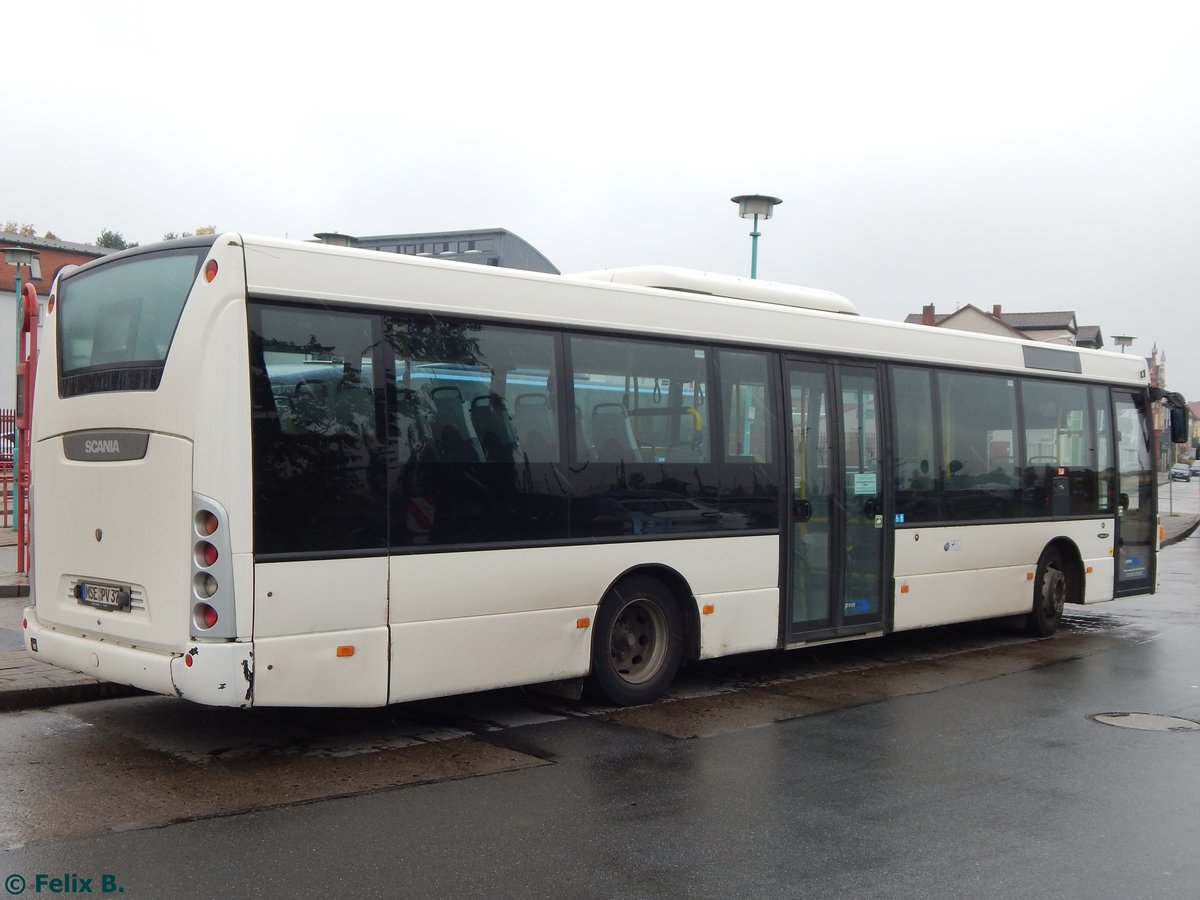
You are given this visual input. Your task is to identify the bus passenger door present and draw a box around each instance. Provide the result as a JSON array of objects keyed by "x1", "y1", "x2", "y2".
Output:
[
  {"x1": 786, "y1": 361, "x2": 886, "y2": 641},
  {"x1": 1112, "y1": 390, "x2": 1155, "y2": 596}
]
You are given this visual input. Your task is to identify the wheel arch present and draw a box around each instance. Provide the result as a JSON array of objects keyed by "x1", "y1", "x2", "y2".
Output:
[
  {"x1": 1041, "y1": 537, "x2": 1085, "y2": 605},
  {"x1": 600, "y1": 563, "x2": 701, "y2": 662}
]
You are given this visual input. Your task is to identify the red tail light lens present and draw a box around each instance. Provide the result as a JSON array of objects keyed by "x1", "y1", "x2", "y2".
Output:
[
  {"x1": 197, "y1": 542, "x2": 218, "y2": 567},
  {"x1": 194, "y1": 603, "x2": 218, "y2": 630},
  {"x1": 205, "y1": 260, "x2": 218, "y2": 283}
]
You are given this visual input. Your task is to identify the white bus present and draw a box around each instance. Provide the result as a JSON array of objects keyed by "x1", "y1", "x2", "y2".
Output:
[{"x1": 22, "y1": 234, "x2": 1186, "y2": 708}]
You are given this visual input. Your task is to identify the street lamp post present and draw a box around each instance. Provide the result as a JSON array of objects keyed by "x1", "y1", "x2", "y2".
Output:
[
  {"x1": 731, "y1": 194, "x2": 782, "y2": 279},
  {"x1": 1112, "y1": 334, "x2": 1135, "y2": 354}
]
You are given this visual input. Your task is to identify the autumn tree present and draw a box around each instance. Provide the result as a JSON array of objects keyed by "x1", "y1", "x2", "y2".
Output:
[{"x1": 96, "y1": 228, "x2": 139, "y2": 250}]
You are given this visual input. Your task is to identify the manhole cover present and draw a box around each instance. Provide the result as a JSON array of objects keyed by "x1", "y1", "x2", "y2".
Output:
[{"x1": 1088, "y1": 713, "x2": 1200, "y2": 733}]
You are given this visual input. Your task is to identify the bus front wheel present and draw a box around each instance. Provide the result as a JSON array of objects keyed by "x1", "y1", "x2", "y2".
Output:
[
  {"x1": 587, "y1": 575, "x2": 684, "y2": 706},
  {"x1": 1026, "y1": 548, "x2": 1068, "y2": 637}
]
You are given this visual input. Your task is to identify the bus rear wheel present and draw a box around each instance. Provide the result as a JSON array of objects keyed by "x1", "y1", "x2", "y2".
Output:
[
  {"x1": 587, "y1": 575, "x2": 684, "y2": 706},
  {"x1": 1026, "y1": 548, "x2": 1068, "y2": 637}
]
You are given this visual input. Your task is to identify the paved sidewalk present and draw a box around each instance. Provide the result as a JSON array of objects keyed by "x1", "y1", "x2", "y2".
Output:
[{"x1": 1, "y1": 516, "x2": 1198, "y2": 711}]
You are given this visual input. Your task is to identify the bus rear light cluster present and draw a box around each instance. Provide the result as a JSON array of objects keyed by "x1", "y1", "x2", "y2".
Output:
[{"x1": 191, "y1": 494, "x2": 236, "y2": 640}]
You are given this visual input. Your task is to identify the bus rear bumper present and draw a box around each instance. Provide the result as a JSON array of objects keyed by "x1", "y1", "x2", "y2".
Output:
[
  {"x1": 23, "y1": 608, "x2": 254, "y2": 708},
  {"x1": 23, "y1": 607, "x2": 177, "y2": 698}
]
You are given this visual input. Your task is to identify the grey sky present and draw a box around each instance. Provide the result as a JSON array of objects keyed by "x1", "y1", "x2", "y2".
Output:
[{"x1": 9, "y1": 1, "x2": 1199, "y2": 397}]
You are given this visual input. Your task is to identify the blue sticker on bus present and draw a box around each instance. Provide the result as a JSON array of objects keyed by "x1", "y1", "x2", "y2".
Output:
[{"x1": 895, "y1": 513, "x2": 905, "y2": 524}]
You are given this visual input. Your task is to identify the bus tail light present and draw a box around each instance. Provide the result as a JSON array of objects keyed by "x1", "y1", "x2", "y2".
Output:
[
  {"x1": 196, "y1": 542, "x2": 218, "y2": 567},
  {"x1": 194, "y1": 603, "x2": 219, "y2": 630},
  {"x1": 191, "y1": 493, "x2": 236, "y2": 641},
  {"x1": 205, "y1": 259, "x2": 218, "y2": 283}
]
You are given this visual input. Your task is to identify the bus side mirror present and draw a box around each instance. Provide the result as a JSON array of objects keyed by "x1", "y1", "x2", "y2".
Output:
[{"x1": 1170, "y1": 407, "x2": 1189, "y2": 444}]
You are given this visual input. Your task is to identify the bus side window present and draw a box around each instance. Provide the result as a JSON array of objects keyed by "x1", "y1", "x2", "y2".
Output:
[{"x1": 512, "y1": 393, "x2": 557, "y2": 462}]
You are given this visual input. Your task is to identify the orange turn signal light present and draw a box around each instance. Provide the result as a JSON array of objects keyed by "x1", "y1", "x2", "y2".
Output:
[
  {"x1": 336, "y1": 645, "x2": 355, "y2": 658},
  {"x1": 702, "y1": 604, "x2": 715, "y2": 615},
  {"x1": 576, "y1": 618, "x2": 590, "y2": 629}
]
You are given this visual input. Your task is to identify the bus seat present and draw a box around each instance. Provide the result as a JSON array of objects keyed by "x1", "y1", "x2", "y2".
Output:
[
  {"x1": 513, "y1": 393, "x2": 557, "y2": 462},
  {"x1": 592, "y1": 403, "x2": 643, "y2": 463},
  {"x1": 470, "y1": 393, "x2": 520, "y2": 463},
  {"x1": 429, "y1": 385, "x2": 483, "y2": 463}
]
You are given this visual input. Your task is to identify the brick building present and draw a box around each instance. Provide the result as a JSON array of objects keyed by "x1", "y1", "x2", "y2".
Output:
[{"x1": 0, "y1": 233, "x2": 111, "y2": 407}]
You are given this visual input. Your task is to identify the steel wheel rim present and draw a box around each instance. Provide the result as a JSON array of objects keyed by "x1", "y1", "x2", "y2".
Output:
[
  {"x1": 609, "y1": 598, "x2": 668, "y2": 685},
  {"x1": 1041, "y1": 565, "x2": 1066, "y2": 619}
]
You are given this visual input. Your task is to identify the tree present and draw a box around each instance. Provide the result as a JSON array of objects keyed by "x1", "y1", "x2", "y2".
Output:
[
  {"x1": 162, "y1": 226, "x2": 217, "y2": 241},
  {"x1": 43, "y1": 231, "x2": 58, "y2": 241},
  {"x1": 96, "y1": 228, "x2": 139, "y2": 250}
]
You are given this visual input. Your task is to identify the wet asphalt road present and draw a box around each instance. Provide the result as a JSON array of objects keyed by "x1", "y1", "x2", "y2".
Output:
[{"x1": 2, "y1": 532, "x2": 1199, "y2": 898}]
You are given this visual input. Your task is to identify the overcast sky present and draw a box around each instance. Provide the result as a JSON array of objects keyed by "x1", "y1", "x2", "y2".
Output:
[{"x1": 9, "y1": 1, "x2": 1200, "y2": 397}]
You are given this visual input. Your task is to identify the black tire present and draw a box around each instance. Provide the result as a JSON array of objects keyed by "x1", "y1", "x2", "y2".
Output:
[
  {"x1": 1026, "y1": 548, "x2": 1068, "y2": 637},
  {"x1": 586, "y1": 575, "x2": 685, "y2": 706}
]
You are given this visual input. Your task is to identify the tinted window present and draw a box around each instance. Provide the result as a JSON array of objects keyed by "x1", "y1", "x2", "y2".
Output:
[
  {"x1": 1021, "y1": 379, "x2": 1099, "y2": 516},
  {"x1": 249, "y1": 304, "x2": 386, "y2": 554},
  {"x1": 939, "y1": 372, "x2": 1020, "y2": 520},
  {"x1": 569, "y1": 335, "x2": 722, "y2": 538},
  {"x1": 387, "y1": 315, "x2": 567, "y2": 547},
  {"x1": 716, "y1": 349, "x2": 781, "y2": 530},
  {"x1": 892, "y1": 367, "x2": 939, "y2": 523}
]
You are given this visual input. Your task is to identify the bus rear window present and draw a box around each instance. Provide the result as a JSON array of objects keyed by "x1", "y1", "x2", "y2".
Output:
[{"x1": 57, "y1": 248, "x2": 207, "y2": 397}]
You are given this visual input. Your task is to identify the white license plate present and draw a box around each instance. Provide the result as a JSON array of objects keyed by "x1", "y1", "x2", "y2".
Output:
[{"x1": 77, "y1": 581, "x2": 132, "y2": 611}]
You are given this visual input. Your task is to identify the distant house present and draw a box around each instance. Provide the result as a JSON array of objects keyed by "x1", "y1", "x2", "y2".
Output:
[
  {"x1": 905, "y1": 304, "x2": 1104, "y2": 349},
  {"x1": 0, "y1": 233, "x2": 112, "y2": 408}
]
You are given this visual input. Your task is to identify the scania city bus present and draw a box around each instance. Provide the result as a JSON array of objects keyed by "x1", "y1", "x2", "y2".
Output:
[{"x1": 22, "y1": 233, "x2": 1185, "y2": 707}]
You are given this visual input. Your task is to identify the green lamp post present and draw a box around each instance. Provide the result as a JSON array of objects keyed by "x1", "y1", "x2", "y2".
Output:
[{"x1": 731, "y1": 194, "x2": 782, "y2": 279}]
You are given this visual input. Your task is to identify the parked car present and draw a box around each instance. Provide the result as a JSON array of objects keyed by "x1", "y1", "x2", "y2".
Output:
[
  {"x1": 1169, "y1": 463, "x2": 1192, "y2": 482},
  {"x1": 1190, "y1": 461, "x2": 1200, "y2": 477}
]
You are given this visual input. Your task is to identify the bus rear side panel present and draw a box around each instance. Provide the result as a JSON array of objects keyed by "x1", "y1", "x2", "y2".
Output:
[{"x1": 30, "y1": 433, "x2": 193, "y2": 679}]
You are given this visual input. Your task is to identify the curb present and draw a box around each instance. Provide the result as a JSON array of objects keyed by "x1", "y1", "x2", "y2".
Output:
[
  {"x1": 1163, "y1": 518, "x2": 1200, "y2": 548},
  {"x1": 0, "y1": 680, "x2": 146, "y2": 712}
]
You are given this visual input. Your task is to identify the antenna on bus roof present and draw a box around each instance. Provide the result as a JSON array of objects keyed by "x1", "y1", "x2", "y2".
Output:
[{"x1": 572, "y1": 265, "x2": 858, "y2": 315}]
